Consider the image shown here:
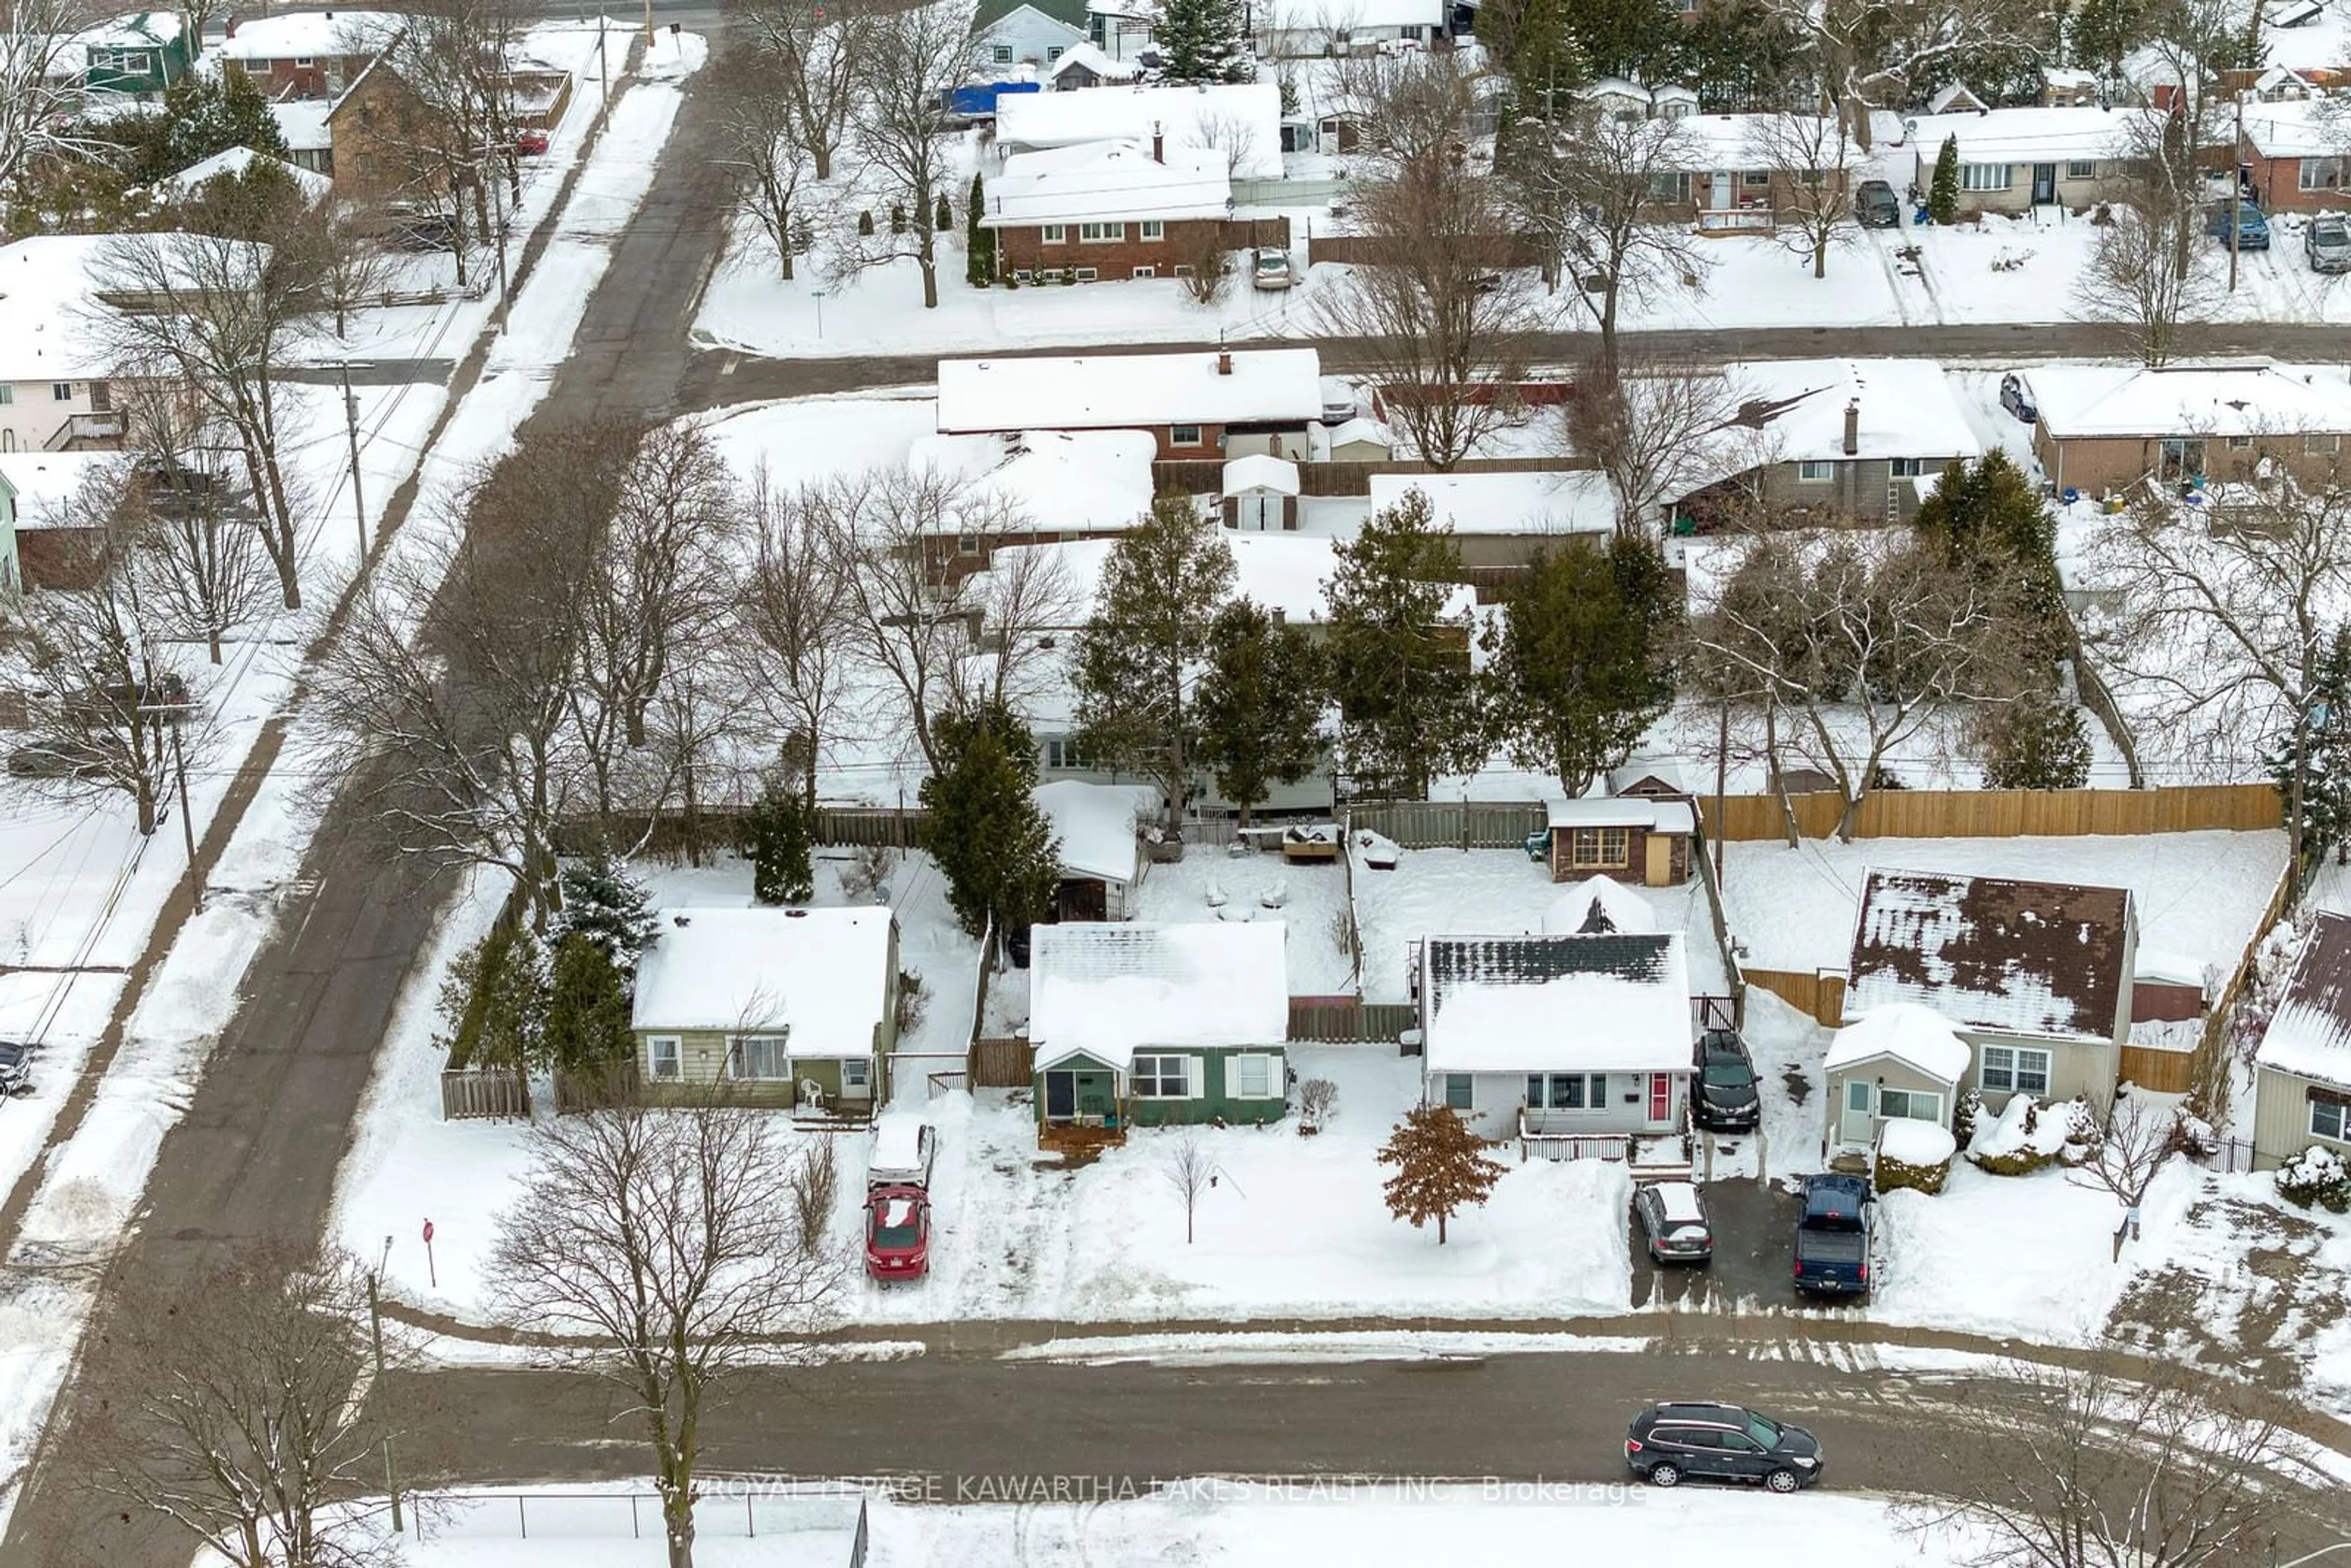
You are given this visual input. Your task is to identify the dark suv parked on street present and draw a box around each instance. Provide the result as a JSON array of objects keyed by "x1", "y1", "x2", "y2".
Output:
[{"x1": 1625, "y1": 1401, "x2": 1824, "y2": 1493}]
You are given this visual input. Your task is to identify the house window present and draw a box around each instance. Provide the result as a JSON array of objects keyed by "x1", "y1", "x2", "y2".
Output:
[
  {"x1": 1131, "y1": 266, "x2": 1155, "y2": 279},
  {"x1": 2158, "y1": 438, "x2": 2204, "y2": 480},
  {"x1": 1047, "y1": 45, "x2": 1063, "y2": 59},
  {"x1": 955, "y1": 531, "x2": 981, "y2": 556},
  {"x1": 727, "y1": 1033, "x2": 792, "y2": 1080},
  {"x1": 1172, "y1": 264, "x2": 1196, "y2": 277},
  {"x1": 1798, "y1": 459, "x2": 1836, "y2": 481},
  {"x1": 2315, "y1": 1098, "x2": 2347, "y2": 1141},
  {"x1": 1525, "y1": 1073, "x2": 1604, "y2": 1109},
  {"x1": 841, "y1": 1058, "x2": 871, "y2": 1093},
  {"x1": 2226, "y1": 435, "x2": 2254, "y2": 451},
  {"x1": 1979, "y1": 1045, "x2": 2052, "y2": 1097},
  {"x1": 0, "y1": 386, "x2": 12, "y2": 404},
  {"x1": 992, "y1": 43, "x2": 1014, "y2": 62},
  {"x1": 1443, "y1": 1073, "x2": 1473, "y2": 1110},
  {"x1": 1960, "y1": 163, "x2": 2013, "y2": 192},
  {"x1": 1646, "y1": 171, "x2": 1692, "y2": 202},
  {"x1": 1231, "y1": 1052, "x2": 1274, "y2": 1098},
  {"x1": 1742, "y1": 170, "x2": 1772, "y2": 188},
  {"x1": 1079, "y1": 221, "x2": 1125, "y2": 241},
  {"x1": 1044, "y1": 736, "x2": 1091, "y2": 770},
  {"x1": 1141, "y1": 219, "x2": 1164, "y2": 240},
  {"x1": 2066, "y1": 160, "x2": 2096, "y2": 180},
  {"x1": 1074, "y1": 266, "x2": 1098, "y2": 280},
  {"x1": 1133, "y1": 1054, "x2": 1188, "y2": 1097},
  {"x1": 1889, "y1": 457, "x2": 1927, "y2": 477},
  {"x1": 1400, "y1": 23, "x2": 1426, "y2": 38},
  {"x1": 1041, "y1": 223, "x2": 1066, "y2": 244},
  {"x1": 52, "y1": 383, "x2": 73, "y2": 401},
  {"x1": 1569, "y1": 827, "x2": 1629, "y2": 868},
  {"x1": 2301, "y1": 157, "x2": 2345, "y2": 191},
  {"x1": 1878, "y1": 1087, "x2": 1942, "y2": 1122},
  {"x1": 1169, "y1": 424, "x2": 1204, "y2": 447},
  {"x1": 2307, "y1": 434, "x2": 2341, "y2": 454},
  {"x1": 295, "y1": 54, "x2": 315, "y2": 67},
  {"x1": 647, "y1": 1035, "x2": 681, "y2": 1079}
]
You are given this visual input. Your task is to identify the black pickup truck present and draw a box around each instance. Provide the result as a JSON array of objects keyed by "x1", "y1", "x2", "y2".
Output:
[{"x1": 1791, "y1": 1174, "x2": 1874, "y2": 1297}]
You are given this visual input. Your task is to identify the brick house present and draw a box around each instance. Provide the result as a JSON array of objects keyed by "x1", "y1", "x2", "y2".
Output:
[
  {"x1": 326, "y1": 57, "x2": 447, "y2": 206},
  {"x1": 2023, "y1": 361, "x2": 2351, "y2": 495},
  {"x1": 216, "y1": 10, "x2": 399, "y2": 100},
  {"x1": 1544, "y1": 797, "x2": 1696, "y2": 888},
  {"x1": 2241, "y1": 100, "x2": 2351, "y2": 212},
  {"x1": 983, "y1": 135, "x2": 1232, "y2": 279},
  {"x1": 996, "y1": 81, "x2": 1283, "y2": 176},
  {"x1": 936, "y1": 347, "x2": 1323, "y2": 461},
  {"x1": 1900, "y1": 106, "x2": 2154, "y2": 213},
  {"x1": 1635, "y1": 112, "x2": 1858, "y2": 233}
]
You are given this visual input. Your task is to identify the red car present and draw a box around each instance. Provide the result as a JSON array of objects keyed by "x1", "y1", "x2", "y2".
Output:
[
  {"x1": 864, "y1": 1184, "x2": 930, "y2": 1283},
  {"x1": 515, "y1": 129, "x2": 550, "y2": 156}
]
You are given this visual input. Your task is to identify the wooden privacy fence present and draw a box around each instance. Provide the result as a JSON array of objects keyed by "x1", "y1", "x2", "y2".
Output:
[
  {"x1": 1347, "y1": 800, "x2": 1547, "y2": 850},
  {"x1": 2117, "y1": 1045, "x2": 2196, "y2": 1094},
  {"x1": 441, "y1": 1068, "x2": 529, "y2": 1120},
  {"x1": 969, "y1": 1037, "x2": 1034, "y2": 1088},
  {"x1": 558, "y1": 805, "x2": 929, "y2": 857},
  {"x1": 1743, "y1": 968, "x2": 1847, "y2": 1029},
  {"x1": 1704, "y1": 782, "x2": 2281, "y2": 843},
  {"x1": 1287, "y1": 998, "x2": 1417, "y2": 1044}
]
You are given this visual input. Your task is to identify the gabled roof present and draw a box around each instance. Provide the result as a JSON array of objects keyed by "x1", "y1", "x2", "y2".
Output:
[
  {"x1": 1223, "y1": 453, "x2": 1299, "y2": 495},
  {"x1": 936, "y1": 348, "x2": 1324, "y2": 435},
  {"x1": 1546, "y1": 796, "x2": 1695, "y2": 834},
  {"x1": 1843, "y1": 869, "x2": 2132, "y2": 1045},
  {"x1": 2243, "y1": 99, "x2": 2351, "y2": 158},
  {"x1": 2256, "y1": 910, "x2": 2351, "y2": 1089},
  {"x1": 630, "y1": 907, "x2": 894, "y2": 1056},
  {"x1": 1823, "y1": 1002, "x2": 1974, "y2": 1084},
  {"x1": 996, "y1": 83, "x2": 1283, "y2": 179},
  {"x1": 1542, "y1": 876, "x2": 1658, "y2": 936},
  {"x1": 1420, "y1": 932, "x2": 1692, "y2": 1075},
  {"x1": 982, "y1": 138, "x2": 1231, "y2": 228},
  {"x1": 1049, "y1": 41, "x2": 1139, "y2": 81},
  {"x1": 1364, "y1": 470, "x2": 1617, "y2": 537},
  {"x1": 213, "y1": 10, "x2": 400, "y2": 61},
  {"x1": 1033, "y1": 779, "x2": 1153, "y2": 883},
  {"x1": 1030, "y1": 921, "x2": 1290, "y2": 1070},
  {"x1": 980, "y1": 0, "x2": 1090, "y2": 29}
]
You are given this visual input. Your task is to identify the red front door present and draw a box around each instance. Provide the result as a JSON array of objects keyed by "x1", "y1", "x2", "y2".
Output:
[{"x1": 1648, "y1": 1073, "x2": 1671, "y2": 1123}]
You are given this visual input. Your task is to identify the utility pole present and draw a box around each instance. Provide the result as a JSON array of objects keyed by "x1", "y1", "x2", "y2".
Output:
[
  {"x1": 486, "y1": 149, "x2": 512, "y2": 333},
  {"x1": 643, "y1": 0, "x2": 653, "y2": 47},
  {"x1": 337, "y1": 359, "x2": 370, "y2": 561},
  {"x1": 367, "y1": 1254, "x2": 405, "y2": 1532},
  {"x1": 2229, "y1": 94, "x2": 2244, "y2": 294}
]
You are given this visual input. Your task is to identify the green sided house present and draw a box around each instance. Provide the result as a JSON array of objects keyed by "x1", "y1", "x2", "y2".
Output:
[
  {"x1": 629, "y1": 906, "x2": 899, "y2": 1116},
  {"x1": 1027, "y1": 921, "x2": 1291, "y2": 1139},
  {"x1": 59, "y1": 12, "x2": 197, "y2": 97}
]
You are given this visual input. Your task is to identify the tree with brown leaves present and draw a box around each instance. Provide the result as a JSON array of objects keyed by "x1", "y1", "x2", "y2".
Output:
[{"x1": 1378, "y1": 1102, "x2": 1507, "y2": 1245}]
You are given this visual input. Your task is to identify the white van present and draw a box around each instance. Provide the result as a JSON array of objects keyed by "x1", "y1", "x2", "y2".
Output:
[{"x1": 868, "y1": 1112, "x2": 937, "y2": 1190}]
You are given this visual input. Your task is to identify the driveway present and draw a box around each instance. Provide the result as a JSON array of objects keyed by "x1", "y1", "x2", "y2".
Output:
[{"x1": 1631, "y1": 1177, "x2": 1803, "y2": 1309}]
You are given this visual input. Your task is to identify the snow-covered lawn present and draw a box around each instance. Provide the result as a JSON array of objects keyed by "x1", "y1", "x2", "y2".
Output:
[
  {"x1": 1127, "y1": 846, "x2": 1355, "y2": 994},
  {"x1": 1872, "y1": 1160, "x2": 2136, "y2": 1342},
  {"x1": 1719, "y1": 829, "x2": 2287, "y2": 979},
  {"x1": 220, "y1": 1482, "x2": 1992, "y2": 1568},
  {"x1": 700, "y1": 392, "x2": 939, "y2": 490}
]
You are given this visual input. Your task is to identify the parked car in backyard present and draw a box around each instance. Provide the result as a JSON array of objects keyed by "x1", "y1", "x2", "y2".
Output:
[
  {"x1": 1692, "y1": 1030, "x2": 1760, "y2": 1133},
  {"x1": 0, "y1": 1041, "x2": 29, "y2": 1096},
  {"x1": 1791, "y1": 1173, "x2": 1874, "y2": 1297},
  {"x1": 1251, "y1": 247, "x2": 1293, "y2": 290},
  {"x1": 1998, "y1": 372, "x2": 2038, "y2": 425},
  {"x1": 2309, "y1": 215, "x2": 2351, "y2": 273},
  {"x1": 516, "y1": 128, "x2": 550, "y2": 156},
  {"x1": 868, "y1": 1111, "x2": 937, "y2": 1190},
  {"x1": 1853, "y1": 178, "x2": 1901, "y2": 228},
  {"x1": 864, "y1": 1184, "x2": 931, "y2": 1283},
  {"x1": 1633, "y1": 1180, "x2": 1714, "y2": 1264},
  {"x1": 2206, "y1": 200, "x2": 2271, "y2": 250},
  {"x1": 1624, "y1": 1402, "x2": 1825, "y2": 1493}
]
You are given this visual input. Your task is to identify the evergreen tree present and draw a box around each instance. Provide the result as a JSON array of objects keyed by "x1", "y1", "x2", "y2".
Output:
[
  {"x1": 152, "y1": 68, "x2": 290, "y2": 181},
  {"x1": 1325, "y1": 489, "x2": 1488, "y2": 799},
  {"x1": 1194, "y1": 598, "x2": 1328, "y2": 825},
  {"x1": 1502, "y1": 0, "x2": 1589, "y2": 121},
  {"x1": 934, "y1": 190, "x2": 953, "y2": 231},
  {"x1": 1071, "y1": 493, "x2": 1238, "y2": 815},
  {"x1": 2271, "y1": 626, "x2": 2351, "y2": 866},
  {"x1": 1155, "y1": 0, "x2": 1254, "y2": 85},
  {"x1": 744, "y1": 771, "x2": 816, "y2": 905},
  {"x1": 2070, "y1": 0, "x2": 2148, "y2": 73},
  {"x1": 1564, "y1": 0, "x2": 1680, "y2": 82},
  {"x1": 1979, "y1": 689, "x2": 2094, "y2": 790},
  {"x1": 1930, "y1": 135, "x2": 1962, "y2": 224},
  {"x1": 1483, "y1": 535, "x2": 1678, "y2": 798},
  {"x1": 542, "y1": 932, "x2": 636, "y2": 1076},
  {"x1": 966, "y1": 172, "x2": 994, "y2": 288},
  {"x1": 432, "y1": 923, "x2": 547, "y2": 1073},
  {"x1": 555, "y1": 844, "x2": 659, "y2": 972},
  {"x1": 1376, "y1": 1103, "x2": 1507, "y2": 1245},
  {"x1": 1915, "y1": 448, "x2": 2066, "y2": 656},
  {"x1": 921, "y1": 701, "x2": 1062, "y2": 942}
]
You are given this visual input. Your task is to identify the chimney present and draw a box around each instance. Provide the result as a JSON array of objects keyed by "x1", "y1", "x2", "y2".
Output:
[
  {"x1": 1842, "y1": 398, "x2": 1859, "y2": 456},
  {"x1": 1217, "y1": 349, "x2": 1233, "y2": 375},
  {"x1": 1151, "y1": 120, "x2": 1164, "y2": 163}
]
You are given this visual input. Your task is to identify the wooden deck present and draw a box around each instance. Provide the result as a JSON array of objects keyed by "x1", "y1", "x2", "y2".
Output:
[{"x1": 1039, "y1": 1122, "x2": 1128, "y2": 1163}]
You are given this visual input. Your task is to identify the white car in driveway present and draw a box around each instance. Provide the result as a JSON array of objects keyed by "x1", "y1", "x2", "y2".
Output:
[{"x1": 1251, "y1": 247, "x2": 1294, "y2": 290}]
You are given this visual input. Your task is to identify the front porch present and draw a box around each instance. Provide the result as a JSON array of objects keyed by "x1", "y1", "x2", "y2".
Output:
[{"x1": 1517, "y1": 1113, "x2": 1692, "y2": 1177}]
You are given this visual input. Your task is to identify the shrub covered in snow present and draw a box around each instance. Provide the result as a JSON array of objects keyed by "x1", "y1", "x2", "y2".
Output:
[
  {"x1": 2278, "y1": 1146, "x2": 2351, "y2": 1214},
  {"x1": 1952, "y1": 1088, "x2": 1984, "y2": 1150},
  {"x1": 2169, "y1": 1105, "x2": 2219, "y2": 1160},
  {"x1": 1966, "y1": 1094, "x2": 2089, "y2": 1176},
  {"x1": 1875, "y1": 1119, "x2": 1955, "y2": 1195}
]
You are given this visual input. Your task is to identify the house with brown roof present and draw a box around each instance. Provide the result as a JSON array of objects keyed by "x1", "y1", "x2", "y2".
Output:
[
  {"x1": 2251, "y1": 910, "x2": 2351, "y2": 1170},
  {"x1": 1841, "y1": 869, "x2": 2138, "y2": 1110}
]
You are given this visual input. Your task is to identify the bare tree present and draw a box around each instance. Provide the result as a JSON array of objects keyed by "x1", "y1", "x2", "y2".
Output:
[
  {"x1": 844, "y1": 3, "x2": 977, "y2": 308},
  {"x1": 1172, "y1": 225, "x2": 1234, "y2": 304},
  {"x1": 76, "y1": 1242, "x2": 402, "y2": 1568},
  {"x1": 1501, "y1": 106, "x2": 1708, "y2": 378},
  {"x1": 288, "y1": 197, "x2": 396, "y2": 342},
  {"x1": 1164, "y1": 1133, "x2": 1220, "y2": 1244},
  {"x1": 2076, "y1": 102, "x2": 2224, "y2": 367},
  {"x1": 1325, "y1": 50, "x2": 1480, "y2": 172},
  {"x1": 738, "y1": 0, "x2": 868, "y2": 181},
  {"x1": 969, "y1": 530, "x2": 1078, "y2": 717},
  {"x1": 489, "y1": 1103, "x2": 844, "y2": 1568},
  {"x1": 2068, "y1": 1094, "x2": 2177, "y2": 1237},
  {"x1": 711, "y1": 46, "x2": 819, "y2": 282},
  {"x1": 1910, "y1": 1343, "x2": 2292, "y2": 1568},
  {"x1": 1562, "y1": 353, "x2": 1759, "y2": 535},
  {"x1": 1759, "y1": 0, "x2": 2044, "y2": 148},
  {"x1": 1192, "y1": 108, "x2": 1265, "y2": 181},
  {"x1": 1744, "y1": 111, "x2": 1855, "y2": 280},
  {"x1": 0, "y1": 0, "x2": 110, "y2": 216},
  {"x1": 2083, "y1": 476, "x2": 2351, "y2": 866},
  {"x1": 87, "y1": 229, "x2": 320, "y2": 610},
  {"x1": 738, "y1": 467, "x2": 860, "y2": 807},
  {"x1": 111, "y1": 388, "x2": 279, "y2": 664},
  {"x1": 1685, "y1": 528, "x2": 2028, "y2": 841}
]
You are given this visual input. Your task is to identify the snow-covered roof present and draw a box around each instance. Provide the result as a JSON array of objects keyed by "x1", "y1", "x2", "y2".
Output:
[
  {"x1": 73, "y1": 9, "x2": 185, "y2": 46},
  {"x1": 1365, "y1": 471, "x2": 1617, "y2": 537},
  {"x1": 629, "y1": 907, "x2": 894, "y2": 1054},
  {"x1": 0, "y1": 452, "x2": 111, "y2": 528},
  {"x1": 1609, "y1": 759, "x2": 1688, "y2": 796},
  {"x1": 1542, "y1": 876, "x2": 1658, "y2": 936},
  {"x1": 213, "y1": 10, "x2": 400, "y2": 61},
  {"x1": 1268, "y1": 0, "x2": 1447, "y2": 26},
  {"x1": 2256, "y1": 910, "x2": 2351, "y2": 1087},
  {"x1": 911, "y1": 428, "x2": 1157, "y2": 537},
  {"x1": 1668, "y1": 113, "x2": 1858, "y2": 171},
  {"x1": 1927, "y1": 81, "x2": 1985, "y2": 113},
  {"x1": 991, "y1": 531, "x2": 1468, "y2": 625},
  {"x1": 2024, "y1": 361, "x2": 2351, "y2": 439},
  {"x1": 995, "y1": 83, "x2": 1283, "y2": 179},
  {"x1": 983, "y1": 138, "x2": 1231, "y2": 227},
  {"x1": 1421, "y1": 933, "x2": 1693, "y2": 1075},
  {"x1": 2242, "y1": 98, "x2": 2350, "y2": 157},
  {"x1": 156, "y1": 145, "x2": 334, "y2": 203},
  {"x1": 0, "y1": 236, "x2": 128, "y2": 381},
  {"x1": 1223, "y1": 454, "x2": 1299, "y2": 496},
  {"x1": 1902, "y1": 105, "x2": 2154, "y2": 165},
  {"x1": 1048, "y1": 41, "x2": 1138, "y2": 81},
  {"x1": 269, "y1": 99, "x2": 333, "y2": 151},
  {"x1": 1319, "y1": 416, "x2": 1395, "y2": 454},
  {"x1": 1029, "y1": 920, "x2": 1290, "y2": 1070},
  {"x1": 1720, "y1": 359, "x2": 1982, "y2": 465},
  {"x1": 936, "y1": 348, "x2": 1324, "y2": 435},
  {"x1": 2043, "y1": 66, "x2": 2098, "y2": 89},
  {"x1": 2134, "y1": 947, "x2": 2210, "y2": 989},
  {"x1": 1545, "y1": 797, "x2": 1695, "y2": 833},
  {"x1": 1034, "y1": 779, "x2": 1154, "y2": 883},
  {"x1": 1580, "y1": 75, "x2": 1650, "y2": 102},
  {"x1": 1843, "y1": 868, "x2": 2132, "y2": 1045},
  {"x1": 1823, "y1": 1002, "x2": 1974, "y2": 1084}
]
